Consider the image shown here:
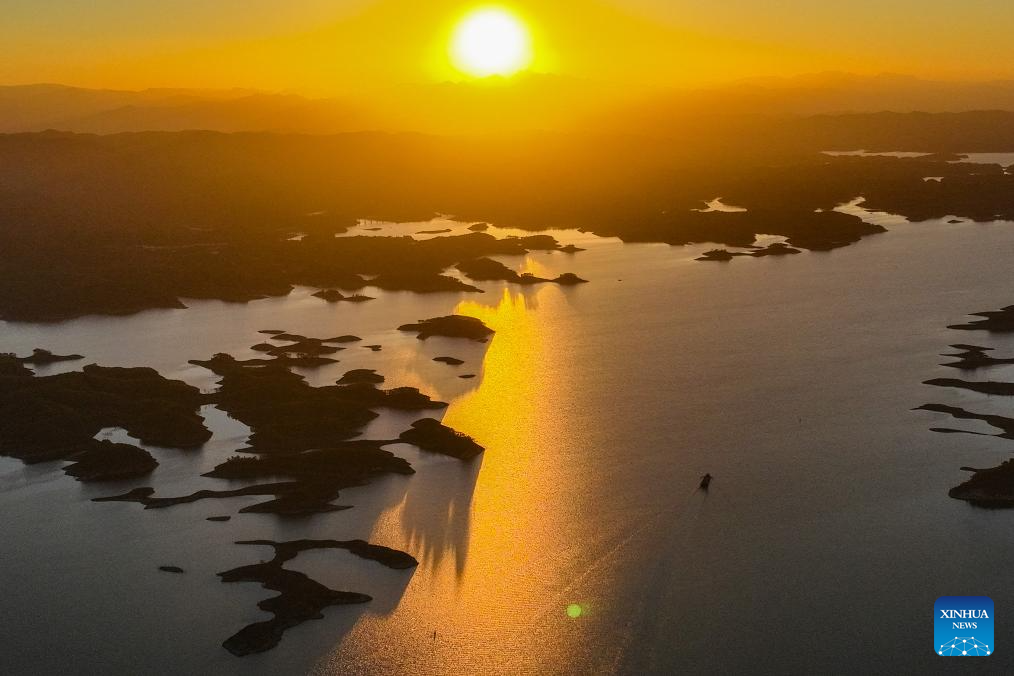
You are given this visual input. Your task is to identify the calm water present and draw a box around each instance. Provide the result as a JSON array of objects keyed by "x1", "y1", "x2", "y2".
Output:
[
  {"x1": 824, "y1": 149, "x2": 1014, "y2": 169},
  {"x1": 3, "y1": 210, "x2": 1014, "y2": 674}
]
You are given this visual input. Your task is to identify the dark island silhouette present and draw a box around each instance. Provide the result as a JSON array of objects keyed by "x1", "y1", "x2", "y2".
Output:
[
  {"x1": 949, "y1": 461, "x2": 1014, "y2": 507},
  {"x1": 98, "y1": 441, "x2": 415, "y2": 515},
  {"x1": 6, "y1": 128, "x2": 1010, "y2": 322},
  {"x1": 219, "y1": 539, "x2": 417, "y2": 656},
  {"x1": 191, "y1": 351, "x2": 444, "y2": 454},
  {"x1": 456, "y1": 257, "x2": 587, "y2": 285},
  {"x1": 63, "y1": 439, "x2": 159, "y2": 482},
  {"x1": 916, "y1": 403, "x2": 1014, "y2": 440},
  {"x1": 191, "y1": 331, "x2": 364, "y2": 370},
  {"x1": 696, "y1": 242, "x2": 802, "y2": 261},
  {"x1": 312, "y1": 289, "x2": 375, "y2": 303},
  {"x1": 0, "y1": 355, "x2": 209, "y2": 479},
  {"x1": 940, "y1": 344, "x2": 1014, "y2": 370},
  {"x1": 65, "y1": 325, "x2": 490, "y2": 656},
  {"x1": 919, "y1": 303, "x2": 1014, "y2": 506},
  {"x1": 337, "y1": 369, "x2": 386, "y2": 385},
  {"x1": 398, "y1": 418, "x2": 485, "y2": 459},
  {"x1": 398, "y1": 315, "x2": 495, "y2": 341},
  {"x1": 924, "y1": 378, "x2": 1014, "y2": 397},
  {"x1": 82, "y1": 329, "x2": 486, "y2": 518},
  {"x1": 1, "y1": 320, "x2": 489, "y2": 659},
  {"x1": 948, "y1": 305, "x2": 1014, "y2": 332},
  {"x1": 9, "y1": 348, "x2": 84, "y2": 365}
]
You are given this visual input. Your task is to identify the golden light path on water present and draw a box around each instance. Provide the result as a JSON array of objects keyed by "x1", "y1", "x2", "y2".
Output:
[{"x1": 318, "y1": 284, "x2": 604, "y2": 674}]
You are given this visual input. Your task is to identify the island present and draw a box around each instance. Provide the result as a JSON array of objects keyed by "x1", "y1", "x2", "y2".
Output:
[
  {"x1": 948, "y1": 305, "x2": 1014, "y2": 332},
  {"x1": 218, "y1": 539, "x2": 417, "y2": 656},
  {"x1": 0, "y1": 356, "x2": 207, "y2": 478},
  {"x1": 915, "y1": 403, "x2": 1014, "y2": 439},
  {"x1": 918, "y1": 302, "x2": 1014, "y2": 503},
  {"x1": 398, "y1": 418, "x2": 485, "y2": 459},
  {"x1": 337, "y1": 369, "x2": 385, "y2": 385},
  {"x1": 949, "y1": 461, "x2": 1014, "y2": 507},
  {"x1": 63, "y1": 440, "x2": 158, "y2": 482},
  {"x1": 696, "y1": 242, "x2": 802, "y2": 261},
  {"x1": 939, "y1": 344, "x2": 1014, "y2": 370},
  {"x1": 398, "y1": 315, "x2": 495, "y2": 341},
  {"x1": 90, "y1": 328, "x2": 487, "y2": 519},
  {"x1": 924, "y1": 378, "x2": 1014, "y2": 397},
  {"x1": 456, "y1": 257, "x2": 587, "y2": 286},
  {"x1": 11, "y1": 348, "x2": 85, "y2": 365},
  {"x1": 312, "y1": 289, "x2": 375, "y2": 303}
]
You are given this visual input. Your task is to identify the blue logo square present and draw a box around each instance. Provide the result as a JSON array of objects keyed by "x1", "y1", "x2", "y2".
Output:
[{"x1": 935, "y1": 596, "x2": 993, "y2": 656}]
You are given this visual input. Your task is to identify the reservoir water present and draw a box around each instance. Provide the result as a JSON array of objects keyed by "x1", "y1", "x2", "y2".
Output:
[{"x1": 3, "y1": 206, "x2": 1014, "y2": 674}]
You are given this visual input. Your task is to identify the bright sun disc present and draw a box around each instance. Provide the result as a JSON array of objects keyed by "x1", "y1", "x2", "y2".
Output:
[{"x1": 451, "y1": 8, "x2": 532, "y2": 77}]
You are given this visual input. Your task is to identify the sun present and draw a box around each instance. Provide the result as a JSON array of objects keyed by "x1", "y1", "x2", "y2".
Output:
[{"x1": 450, "y1": 8, "x2": 533, "y2": 78}]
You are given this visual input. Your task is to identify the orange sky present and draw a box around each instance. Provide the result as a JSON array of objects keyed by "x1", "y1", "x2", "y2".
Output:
[{"x1": 4, "y1": 0, "x2": 1014, "y2": 93}]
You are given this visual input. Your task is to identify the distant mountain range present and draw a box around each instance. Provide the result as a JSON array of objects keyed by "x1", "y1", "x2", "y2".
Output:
[
  {"x1": 6, "y1": 74, "x2": 1014, "y2": 135},
  {"x1": 598, "y1": 73, "x2": 1014, "y2": 135},
  {"x1": 0, "y1": 84, "x2": 368, "y2": 134}
]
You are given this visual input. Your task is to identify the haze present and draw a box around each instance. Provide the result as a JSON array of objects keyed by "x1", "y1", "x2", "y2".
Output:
[{"x1": 6, "y1": 0, "x2": 1014, "y2": 94}]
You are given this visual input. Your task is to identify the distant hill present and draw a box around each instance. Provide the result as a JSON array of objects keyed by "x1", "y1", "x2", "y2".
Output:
[
  {"x1": 0, "y1": 84, "x2": 369, "y2": 134},
  {"x1": 704, "y1": 72, "x2": 1014, "y2": 114},
  {"x1": 587, "y1": 73, "x2": 1014, "y2": 137},
  {"x1": 6, "y1": 74, "x2": 1014, "y2": 136},
  {"x1": 0, "y1": 77, "x2": 620, "y2": 135}
]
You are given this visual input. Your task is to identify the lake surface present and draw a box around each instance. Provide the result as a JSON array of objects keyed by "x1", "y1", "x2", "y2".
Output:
[
  {"x1": 4, "y1": 208, "x2": 1014, "y2": 674},
  {"x1": 824, "y1": 150, "x2": 1014, "y2": 168}
]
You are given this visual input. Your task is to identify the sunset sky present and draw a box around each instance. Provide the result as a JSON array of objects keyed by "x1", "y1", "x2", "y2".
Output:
[{"x1": 5, "y1": 1, "x2": 1014, "y2": 93}]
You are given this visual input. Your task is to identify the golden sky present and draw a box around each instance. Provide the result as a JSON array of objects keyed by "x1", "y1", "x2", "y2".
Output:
[{"x1": 4, "y1": 0, "x2": 1014, "y2": 92}]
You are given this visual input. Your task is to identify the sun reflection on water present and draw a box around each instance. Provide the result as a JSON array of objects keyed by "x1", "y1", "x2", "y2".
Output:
[
  {"x1": 370, "y1": 287, "x2": 548, "y2": 570},
  {"x1": 391, "y1": 290, "x2": 548, "y2": 575},
  {"x1": 516, "y1": 254, "x2": 556, "y2": 279},
  {"x1": 446, "y1": 286, "x2": 545, "y2": 439},
  {"x1": 344, "y1": 285, "x2": 587, "y2": 673}
]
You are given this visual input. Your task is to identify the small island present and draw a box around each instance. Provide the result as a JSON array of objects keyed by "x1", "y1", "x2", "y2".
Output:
[
  {"x1": 697, "y1": 242, "x2": 801, "y2": 261},
  {"x1": 11, "y1": 348, "x2": 85, "y2": 365},
  {"x1": 399, "y1": 418, "x2": 485, "y2": 459},
  {"x1": 64, "y1": 440, "x2": 158, "y2": 482},
  {"x1": 948, "y1": 305, "x2": 1014, "y2": 332},
  {"x1": 312, "y1": 289, "x2": 375, "y2": 303},
  {"x1": 949, "y1": 460, "x2": 1014, "y2": 507},
  {"x1": 219, "y1": 539, "x2": 417, "y2": 656},
  {"x1": 337, "y1": 369, "x2": 385, "y2": 385},
  {"x1": 398, "y1": 315, "x2": 495, "y2": 341},
  {"x1": 939, "y1": 344, "x2": 1014, "y2": 370},
  {"x1": 456, "y1": 257, "x2": 587, "y2": 286}
]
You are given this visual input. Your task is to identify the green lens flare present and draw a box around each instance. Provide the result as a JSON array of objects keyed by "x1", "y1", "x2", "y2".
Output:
[{"x1": 566, "y1": 604, "x2": 583, "y2": 618}]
